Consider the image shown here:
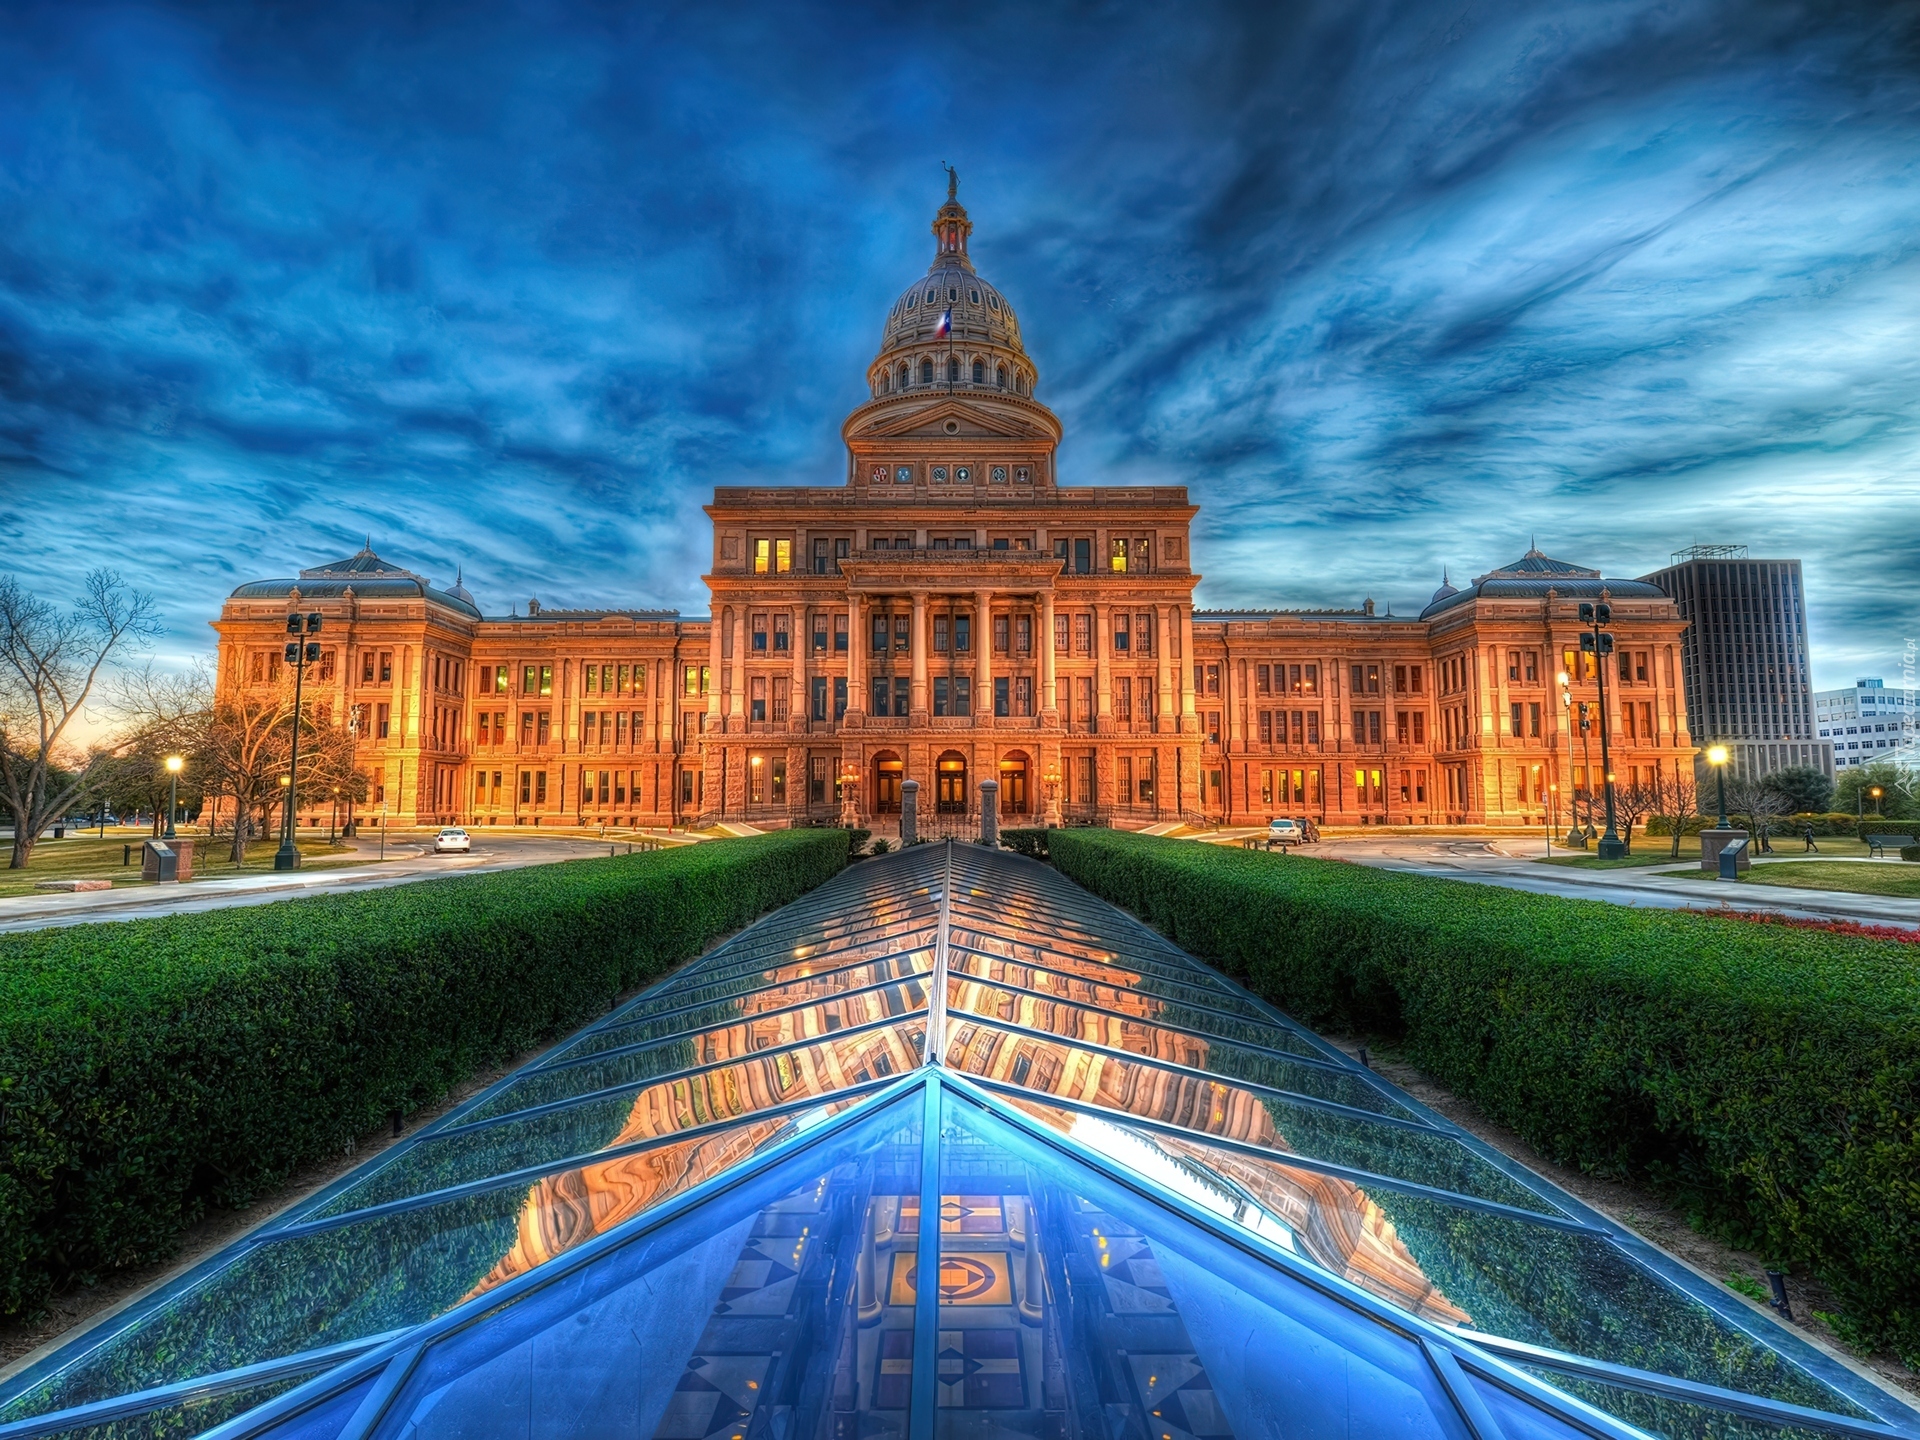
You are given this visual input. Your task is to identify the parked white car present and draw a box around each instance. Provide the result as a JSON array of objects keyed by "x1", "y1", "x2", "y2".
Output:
[
  {"x1": 1266, "y1": 818, "x2": 1305, "y2": 846},
  {"x1": 432, "y1": 827, "x2": 472, "y2": 854}
]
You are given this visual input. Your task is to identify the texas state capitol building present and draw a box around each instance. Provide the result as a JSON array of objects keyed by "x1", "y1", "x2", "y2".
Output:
[{"x1": 213, "y1": 185, "x2": 1695, "y2": 831}]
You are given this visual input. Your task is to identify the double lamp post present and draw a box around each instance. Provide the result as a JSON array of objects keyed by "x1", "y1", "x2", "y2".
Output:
[{"x1": 275, "y1": 610, "x2": 323, "y2": 871}]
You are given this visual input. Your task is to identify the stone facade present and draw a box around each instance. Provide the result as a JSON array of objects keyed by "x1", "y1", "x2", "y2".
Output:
[{"x1": 210, "y1": 186, "x2": 1694, "y2": 831}]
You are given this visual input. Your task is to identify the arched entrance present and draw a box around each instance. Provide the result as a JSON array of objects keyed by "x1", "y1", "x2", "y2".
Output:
[
  {"x1": 873, "y1": 752, "x2": 904, "y2": 814},
  {"x1": 999, "y1": 751, "x2": 1030, "y2": 815},
  {"x1": 936, "y1": 752, "x2": 969, "y2": 813}
]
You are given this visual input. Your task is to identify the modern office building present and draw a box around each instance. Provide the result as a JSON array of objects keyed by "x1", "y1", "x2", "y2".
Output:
[
  {"x1": 1816, "y1": 677, "x2": 1918, "y2": 771},
  {"x1": 1641, "y1": 545, "x2": 1828, "y2": 782}
]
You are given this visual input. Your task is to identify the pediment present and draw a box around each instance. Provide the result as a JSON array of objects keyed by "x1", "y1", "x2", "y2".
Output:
[{"x1": 853, "y1": 397, "x2": 1054, "y2": 443}]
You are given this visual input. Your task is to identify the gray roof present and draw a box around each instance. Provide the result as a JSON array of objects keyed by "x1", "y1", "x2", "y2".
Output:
[
  {"x1": 229, "y1": 546, "x2": 483, "y2": 619},
  {"x1": 1419, "y1": 550, "x2": 1667, "y2": 619}
]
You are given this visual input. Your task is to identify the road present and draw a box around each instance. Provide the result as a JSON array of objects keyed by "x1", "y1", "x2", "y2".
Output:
[
  {"x1": 1206, "y1": 830, "x2": 1920, "y2": 930},
  {"x1": 0, "y1": 833, "x2": 673, "y2": 933}
]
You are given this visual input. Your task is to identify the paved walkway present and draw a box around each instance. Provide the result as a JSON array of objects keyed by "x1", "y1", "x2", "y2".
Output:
[
  {"x1": 0, "y1": 833, "x2": 678, "y2": 933},
  {"x1": 1206, "y1": 830, "x2": 1920, "y2": 929}
]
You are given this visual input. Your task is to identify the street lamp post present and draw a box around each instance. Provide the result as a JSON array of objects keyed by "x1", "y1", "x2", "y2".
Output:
[
  {"x1": 1708, "y1": 744, "x2": 1730, "y2": 828},
  {"x1": 274, "y1": 609, "x2": 323, "y2": 871},
  {"x1": 1580, "y1": 602, "x2": 1625, "y2": 858},
  {"x1": 163, "y1": 755, "x2": 183, "y2": 840},
  {"x1": 1557, "y1": 672, "x2": 1581, "y2": 847},
  {"x1": 1870, "y1": 784, "x2": 1884, "y2": 817}
]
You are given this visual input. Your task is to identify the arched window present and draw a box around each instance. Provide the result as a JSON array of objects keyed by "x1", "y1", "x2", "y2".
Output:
[
  {"x1": 972, "y1": 359, "x2": 984, "y2": 384},
  {"x1": 898, "y1": 362, "x2": 910, "y2": 390},
  {"x1": 921, "y1": 358, "x2": 934, "y2": 384},
  {"x1": 878, "y1": 370, "x2": 890, "y2": 394},
  {"x1": 948, "y1": 356, "x2": 961, "y2": 383},
  {"x1": 996, "y1": 364, "x2": 1006, "y2": 389}
]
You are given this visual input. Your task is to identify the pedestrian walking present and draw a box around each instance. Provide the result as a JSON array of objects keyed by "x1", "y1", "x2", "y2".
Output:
[{"x1": 1802, "y1": 822, "x2": 1818, "y2": 853}]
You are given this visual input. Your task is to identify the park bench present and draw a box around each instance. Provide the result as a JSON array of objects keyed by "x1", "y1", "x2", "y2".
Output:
[{"x1": 1865, "y1": 834, "x2": 1915, "y2": 858}]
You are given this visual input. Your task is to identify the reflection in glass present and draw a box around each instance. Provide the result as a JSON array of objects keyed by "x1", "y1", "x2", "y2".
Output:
[
  {"x1": 1004, "y1": 1102, "x2": 1864, "y2": 1422},
  {"x1": 316, "y1": 1022, "x2": 926, "y2": 1217},
  {"x1": 945, "y1": 1020, "x2": 1555, "y2": 1214},
  {"x1": 465, "y1": 983, "x2": 931, "y2": 1125},
  {"x1": 7, "y1": 1112, "x2": 849, "y2": 1419},
  {"x1": 362, "y1": 1100, "x2": 927, "y2": 1440},
  {"x1": 1513, "y1": 1368, "x2": 1867, "y2": 1440},
  {"x1": 928, "y1": 1090, "x2": 1541, "y2": 1440},
  {"x1": 945, "y1": 977, "x2": 1412, "y2": 1118}
]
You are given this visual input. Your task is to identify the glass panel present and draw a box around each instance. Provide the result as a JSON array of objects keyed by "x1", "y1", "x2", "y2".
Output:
[
  {"x1": 1510, "y1": 1369, "x2": 1871, "y2": 1439},
  {"x1": 1004, "y1": 1108, "x2": 1863, "y2": 1420},
  {"x1": 467, "y1": 986, "x2": 932, "y2": 1125},
  {"x1": 362, "y1": 1097, "x2": 925, "y2": 1440},
  {"x1": 645, "y1": 920, "x2": 942, "y2": 1002},
  {"x1": 553, "y1": 955, "x2": 934, "y2": 1062},
  {"x1": 313, "y1": 1023, "x2": 926, "y2": 1218},
  {"x1": 943, "y1": 918, "x2": 1249, "y2": 998},
  {"x1": 5, "y1": 1107, "x2": 879, "y2": 1419},
  {"x1": 24, "y1": 1373, "x2": 317, "y2": 1440},
  {"x1": 944, "y1": 955, "x2": 1275, "y2": 1035},
  {"x1": 944, "y1": 978, "x2": 1414, "y2": 1119},
  {"x1": 613, "y1": 947, "x2": 937, "y2": 1026},
  {"x1": 946, "y1": 1022, "x2": 1556, "y2": 1214},
  {"x1": 242, "y1": 1374, "x2": 381, "y2": 1440},
  {"x1": 930, "y1": 1088, "x2": 1476, "y2": 1440}
]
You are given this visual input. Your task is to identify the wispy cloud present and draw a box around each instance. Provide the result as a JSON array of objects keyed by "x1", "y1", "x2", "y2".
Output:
[{"x1": 2, "y1": 0, "x2": 1917, "y2": 685}]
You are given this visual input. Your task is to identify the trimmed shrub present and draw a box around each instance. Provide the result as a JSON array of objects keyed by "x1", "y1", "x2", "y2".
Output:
[
  {"x1": 999, "y1": 828, "x2": 1050, "y2": 859},
  {"x1": 1046, "y1": 829, "x2": 1920, "y2": 1366},
  {"x1": 845, "y1": 827, "x2": 872, "y2": 856},
  {"x1": 0, "y1": 830, "x2": 845, "y2": 1317},
  {"x1": 1902, "y1": 845, "x2": 1920, "y2": 862}
]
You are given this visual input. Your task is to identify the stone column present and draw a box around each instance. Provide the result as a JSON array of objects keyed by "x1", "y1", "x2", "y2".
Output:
[
  {"x1": 846, "y1": 592, "x2": 864, "y2": 719},
  {"x1": 979, "y1": 778, "x2": 1000, "y2": 847},
  {"x1": 1157, "y1": 604, "x2": 1176, "y2": 734},
  {"x1": 910, "y1": 591, "x2": 929, "y2": 722},
  {"x1": 1040, "y1": 591, "x2": 1057, "y2": 718},
  {"x1": 975, "y1": 588, "x2": 994, "y2": 725},
  {"x1": 901, "y1": 778, "x2": 919, "y2": 845},
  {"x1": 1179, "y1": 604, "x2": 1198, "y2": 729},
  {"x1": 730, "y1": 607, "x2": 747, "y2": 727},
  {"x1": 707, "y1": 617, "x2": 724, "y2": 733},
  {"x1": 791, "y1": 605, "x2": 807, "y2": 732},
  {"x1": 1094, "y1": 603, "x2": 1113, "y2": 734}
]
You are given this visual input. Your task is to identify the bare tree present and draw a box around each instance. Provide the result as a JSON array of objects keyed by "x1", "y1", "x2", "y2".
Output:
[
  {"x1": 1643, "y1": 767, "x2": 1700, "y2": 859},
  {"x1": 0, "y1": 571, "x2": 161, "y2": 868},
  {"x1": 104, "y1": 662, "x2": 215, "y2": 834},
  {"x1": 201, "y1": 687, "x2": 296, "y2": 864},
  {"x1": 1611, "y1": 780, "x2": 1652, "y2": 853},
  {"x1": 1728, "y1": 774, "x2": 1791, "y2": 855}
]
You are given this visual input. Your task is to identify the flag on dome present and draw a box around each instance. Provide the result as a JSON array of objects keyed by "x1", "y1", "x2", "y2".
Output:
[{"x1": 935, "y1": 305, "x2": 951, "y2": 338}]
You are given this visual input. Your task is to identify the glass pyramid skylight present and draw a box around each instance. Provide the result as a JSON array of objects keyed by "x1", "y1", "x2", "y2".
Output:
[{"x1": 2, "y1": 844, "x2": 1913, "y2": 1440}]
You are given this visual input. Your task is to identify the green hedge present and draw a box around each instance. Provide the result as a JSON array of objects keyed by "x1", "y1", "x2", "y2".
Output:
[
  {"x1": 999, "y1": 828, "x2": 1050, "y2": 859},
  {"x1": 1045, "y1": 829, "x2": 1920, "y2": 1366},
  {"x1": 0, "y1": 830, "x2": 847, "y2": 1318}
]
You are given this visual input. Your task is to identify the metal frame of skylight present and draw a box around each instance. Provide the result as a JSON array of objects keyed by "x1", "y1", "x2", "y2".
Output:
[{"x1": 6, "y1": 841, "x2": 1914, "y2": 1439}]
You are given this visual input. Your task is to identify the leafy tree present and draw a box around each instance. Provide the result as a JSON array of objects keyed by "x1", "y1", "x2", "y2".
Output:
[
  {"x1": 0, "y1": 571, "x2": 161, "y2": 868},
  {"x1": 1763, "y1": 764, "x2": 1833, "y2": 815},
  {"x1": 1834, "y1": 761, "x2": 1916, "y2": 819}
]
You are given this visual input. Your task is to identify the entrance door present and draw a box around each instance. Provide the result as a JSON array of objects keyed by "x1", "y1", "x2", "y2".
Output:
[
  {"x1": 999, "y1": 754, "x2": 1029, "y2": 814},
  {"x1": 874, "y1": 754, "x2": 904, "y2": 814},
  {"x1": 936, "y1": 752, "x2": 968, "y2": 813}
]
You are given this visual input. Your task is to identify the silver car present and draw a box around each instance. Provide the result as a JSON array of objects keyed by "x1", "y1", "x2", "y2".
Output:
[{"x1": 432, "y1": 827, "x2": 472, "y2": 854}]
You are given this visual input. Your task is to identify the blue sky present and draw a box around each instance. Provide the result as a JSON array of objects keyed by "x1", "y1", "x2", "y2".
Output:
[{"x1": 2, "y1": 0, "x2": 1918, "y2": 689}]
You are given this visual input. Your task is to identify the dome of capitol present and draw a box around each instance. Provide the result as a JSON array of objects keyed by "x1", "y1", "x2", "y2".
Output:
[{"x1": 866, "y1": 169, "x2": 1038, "y2": 400}]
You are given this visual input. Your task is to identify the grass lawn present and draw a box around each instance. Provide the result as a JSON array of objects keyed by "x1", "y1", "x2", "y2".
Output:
[
  {"x1": 1544, "y1": 837, "x2": 1875, "y2": 869},
  {"x1": 0, "y1": 834, "x2": 360, "y2": 898},
  {"x1": 1675, "y1": 860, "x2": 1920, "y2": 899}
]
